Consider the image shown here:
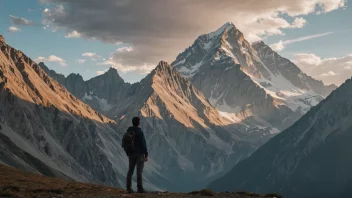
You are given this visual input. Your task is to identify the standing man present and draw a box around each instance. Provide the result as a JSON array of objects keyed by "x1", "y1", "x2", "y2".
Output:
[{"x1": 122, "y1": 117, "x2": 148, "y2": 193}]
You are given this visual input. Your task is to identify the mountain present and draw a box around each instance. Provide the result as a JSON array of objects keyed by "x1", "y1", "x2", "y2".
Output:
[
  {"x1": 39, "y1": 63, "x2": 131, "y2": 116},
  {"x1": 251, "y1": 41, "x2": 336, "y2": 97},
  {"x1": 0, "y1": 35, "x2": 4, "y2": 43},
  {"x1": 36, "y1": 22, "x2": 338, "y2": 191},
  {"x1": 0, "y1": 34, "x2": 167, "y2": 190},
  {"x1": 40, "y1": 60, "x2": 264, "y2": 191},
  {"x1": 208, "y1": 77, "x2": 352, "y2": 198},
  {"x1": 108, "y1": 61, "x2": 260, "y2": 191},
  {"x1": 172, "y1": 22, "x2": 336, "y2": 133}
]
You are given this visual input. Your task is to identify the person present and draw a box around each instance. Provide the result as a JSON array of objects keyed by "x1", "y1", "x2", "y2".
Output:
[{"x1": 125, "y1": 117, "x2": 148, "y2": 193}]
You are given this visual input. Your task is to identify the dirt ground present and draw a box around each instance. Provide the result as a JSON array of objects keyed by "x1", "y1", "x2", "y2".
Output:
[{"x1": 0, "y1": 164, "x2": 283, "y2": 198}]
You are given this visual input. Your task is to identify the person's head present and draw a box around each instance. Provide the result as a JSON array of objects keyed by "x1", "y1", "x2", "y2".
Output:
[{"x1": 132, "y1": 117, "x2": 140, "y2": 127}]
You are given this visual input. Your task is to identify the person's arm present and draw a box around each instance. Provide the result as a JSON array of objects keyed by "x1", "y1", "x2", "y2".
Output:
[{"x1": 140, "y1": 130, "x2": 148, "y2": 158}]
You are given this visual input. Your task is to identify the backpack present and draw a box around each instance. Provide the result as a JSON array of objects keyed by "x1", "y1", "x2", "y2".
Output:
[{"x1": 122, "y1": 130, "x2": 136, "y2": 156}]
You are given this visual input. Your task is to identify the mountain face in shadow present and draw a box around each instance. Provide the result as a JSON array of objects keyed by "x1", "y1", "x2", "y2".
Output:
[
  {"x1": 0, "y1": 22, "x2": 339, "y2": 193},
  {"x1": 1, "y1": 32, "x2": 264, "y2": 191},
  {"x1": 172, "y1": 22, "x2": 336, "y2": 133},
  {"x1": 39, "y1": 63, "x2": 132, "y2": 117},
  {"x1": 40, "y1": 59, "x2": 264, "y2": 191},
  {"x1": 115, "y1": 61, "x2": 264, "y2": 191},
  {"x1": 251, "y1": 41, "x2": 336, "y2": 97},
  {"x1": 208, "y1": 76, "x2": 352, "y2": 198},
  {"x1": 0, "y1": 34, "x2": 171, "y2": 190},
  {"x1": 35, "y1": 23, "x2": 338, "y2": 192}
]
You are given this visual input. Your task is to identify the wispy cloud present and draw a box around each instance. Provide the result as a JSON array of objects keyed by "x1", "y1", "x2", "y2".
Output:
[
  {"x1": 270, "y1": 32, "x2": 334, "y2": 51},
  {"x1": 76, "y1": 59, "x2": 86, "y2": 64},
  {"x1": 9, "y1": 15, "x2": 35, "y2": 26},
  {"x1": 289, "y1": 17, "x2": 307, "y2": 28},
  {"x1": 7, "y1": 26, "x2": 21, "y2": 32},
  {"x1": 35, "y1": 55, "x2": 67, "y2": 67},
  {"x1": 96, "y1": 69, "x2": 108, "y2": 75},
  {"x1": 284, "y1": 32, "x2": 333, "y2": 45},
  {"x1": 65, "y1": 31, "x2": 81, "y2": 38},
  {"x1": 320, "y1": 71, "x2": 337, "y2": 77},
  {"x1": 116, "y1": 46, "x2": 134, "y2": 52},
  {"x1": 82, "y1": 52, "x2": 97, "y2": 57},
  {"x1": 82, "y1": 52, "x2": 101, "y2": 61},
  {"x1": 293, "y1": 53, "x2": 352, "y2": 85}
]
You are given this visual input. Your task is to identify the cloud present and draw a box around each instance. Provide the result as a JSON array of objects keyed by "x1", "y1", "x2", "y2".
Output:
[
  {"x1": 270, "y1": 32, "x2": 333, "y2": 51},
  {"x1": 39, "y1": 0, "x2": 345, "y2": 72},
  {"x1": 7, "y1": 26, "x2": 21, "y2": 32},
  {"x1": 82, "y1": 52, "x2": 97, "y2": 57},
  {"x1": 102, "y1": 59, "x2": 155, "y2": 74},
  {"x1": 289, "y1": 17, "x2": 307, "y2": 28},
  {"x1": 101, "y1": 47, "x2": 155, "y2": 74},
  {"x1": 76, "y1": 59, "x2": 86, "y2": 64},
  {"x1": 270, "y1": 41, "x2": 285, "y2": 51},
  {"x1": 293, "y1": 53, "x2": 352, "y2": 85},
  {"x1": 96, "y1": 69, "x2": 108, "y2": 75},
  {"x1": 82, "y1": 52, "x2": 101, "y2": 61},
  {"x1": 35, "y1": 55, "x2": 68, "y2": 67},
  {"x1": 344, "y1": 65, "x2": 352, "y2": 70},
  {"x1": 9, "y1": 15, "x2": 35, "y2": 26},
  {"x1": 283, "y1": 32, "x2": 334, "y2": 45},
  {"x1": 65, "y1": 31, "x2": 81, "y2": 38},
  {"x1": 116, "y1": 46, "x2": 134, "y2": 52},
  {"x1": 320, "y1": 71, "x2": 337, "y2": 76}
]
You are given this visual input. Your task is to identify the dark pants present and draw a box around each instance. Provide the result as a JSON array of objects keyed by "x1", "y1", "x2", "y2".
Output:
[{"x1": 126, "y1": 154, "x2": 145, "y2": 190}]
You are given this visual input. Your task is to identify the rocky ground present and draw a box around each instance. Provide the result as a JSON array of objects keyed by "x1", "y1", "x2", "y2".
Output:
[{"x1": 0, "y1": 164, "x2": 283, "y2": 198}]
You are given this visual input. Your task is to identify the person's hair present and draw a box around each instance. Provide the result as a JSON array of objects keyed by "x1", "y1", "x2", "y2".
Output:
[{"x1": 132, "y1": 117, "x2": 140, "y2": 126}]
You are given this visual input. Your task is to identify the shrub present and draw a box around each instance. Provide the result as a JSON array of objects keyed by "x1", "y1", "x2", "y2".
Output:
[
  {"x1": 199, "y1": 189, "x2": 215, "y2": 196},
  {"x1": 264, "y1": 193, "x2": 285, "y2": 198},
  {"x1": 237, "y1": 191, "x2": 261, "y2": 197}
]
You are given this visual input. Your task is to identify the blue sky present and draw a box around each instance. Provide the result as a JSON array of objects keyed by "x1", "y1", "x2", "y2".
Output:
[
  {"x1": 0, "y1": 0, "x2": 351, "y2": 85},
  {"x1": 266, "y1": 6, "x2": 352, "y2": 59},
  {"x1": 0, "y1": 0, "x2": 146, "y2": 82}
]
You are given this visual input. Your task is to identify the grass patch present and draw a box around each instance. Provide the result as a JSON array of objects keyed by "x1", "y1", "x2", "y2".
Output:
[
  {"x1": 264, "y1": 193, "x2": 284, "y2": 198},
  {"x1": 189, "y1": 190, "x2": 199, "y2": 195},
  {"x1": 0, "y1": 191, "x2": 13, "y2": 197},
  {"x1": 1, "y1": 186, "x2": 20, "y2": 192},
  {"x1": 200, "y1": 189, "x2": 215, "y2": 196},
  {"x1": 237, "y1": 191, "x2": 262, "y2": 197},
  {"x1": 32, "y1": 188, "x2": 64, "y2": 194},
  {"x1": 189, "y1": 189, "x2": 215, "y2": 196}
]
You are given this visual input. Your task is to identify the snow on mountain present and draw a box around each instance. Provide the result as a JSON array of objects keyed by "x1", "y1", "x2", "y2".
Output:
[
  {"x1": 251, "y1": 41, "x2": 337, "y2": 110},
  {"x1": 208, "y1": 76, "x2": 352, "y2": 198},
  {"x1": 172, "y1": 22, "x2": 336, "y2": 133}
]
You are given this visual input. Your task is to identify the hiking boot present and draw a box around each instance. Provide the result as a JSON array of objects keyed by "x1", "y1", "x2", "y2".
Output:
[
  {"x1": 137, "y1": 188, "x2": 147, "y2": 193},
  {"x1": 127, "y1": 188, "x2": 134, "y2": 193}
]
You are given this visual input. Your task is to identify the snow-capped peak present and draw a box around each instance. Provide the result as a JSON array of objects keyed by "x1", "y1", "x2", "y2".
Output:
[
  {"x1": 172, "y1": 22, "x2": 337, "y2": 133},
  {"x1": 207, "y1": 22, "x2": 235, "y2": 39}
]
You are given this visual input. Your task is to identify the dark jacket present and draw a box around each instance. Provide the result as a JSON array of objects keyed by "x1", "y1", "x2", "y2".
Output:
[{"x1": 127, "y1": 126, "x2": 148, "y2": 157}]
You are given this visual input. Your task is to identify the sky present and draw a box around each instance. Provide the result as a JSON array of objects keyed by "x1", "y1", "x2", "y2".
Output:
[{"x1": 0, "y1": 0, "x2": 351, "y2": 86}]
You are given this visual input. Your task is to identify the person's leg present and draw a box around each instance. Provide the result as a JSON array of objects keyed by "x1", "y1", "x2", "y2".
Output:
[
  {"x1": 126, "y1": 156, "x2": 137, "y2": 192},
  {"x1": 136, "y1": 155, "x2": 145, "y2": 192}
]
